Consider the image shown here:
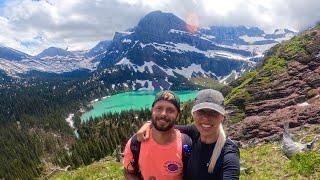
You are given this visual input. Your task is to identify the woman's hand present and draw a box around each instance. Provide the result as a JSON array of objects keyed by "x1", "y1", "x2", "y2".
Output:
[{"x1": 136, "y1": 121, "x2": 152, "y2": 142}]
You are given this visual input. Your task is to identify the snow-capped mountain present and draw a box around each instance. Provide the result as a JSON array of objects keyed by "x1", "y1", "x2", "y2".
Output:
[
  {"x1": 91, "y1": 11, "x2": 296, "y2": 90},
  {"x1": 0, "y1": 11, "x2": 295, "y2": 87},
  {"x1": 200, "y1": 26, "x2": 295, "y2": 59},
  {"x1": 34, "y1": 47, "x2": 97, "y2": 74},
  {"x1": 0, "y1": 45, "x2": 32, "y2": 61},
  {"x1": 0, "y1": 45, "x2": 104, "y2": 77},
  {"x1": 36, "y1": 47, "x2": 74, "y2": 58},
  {"x1": 85, "y1": 40, "x2": 111, "y2": 60}
]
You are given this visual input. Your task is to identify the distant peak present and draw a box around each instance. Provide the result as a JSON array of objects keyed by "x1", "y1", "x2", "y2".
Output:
[
  {"x1": 36, "y1": 46, "x2": 74, "y2": 58},
  {"x1": 136, "y1": 10, "x2": 186, "y2": 33}
]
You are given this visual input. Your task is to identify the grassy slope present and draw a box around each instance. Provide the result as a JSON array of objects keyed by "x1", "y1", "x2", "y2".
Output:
[{"x1": 50, "y1": 157, "x2": 123, "y2": 180}]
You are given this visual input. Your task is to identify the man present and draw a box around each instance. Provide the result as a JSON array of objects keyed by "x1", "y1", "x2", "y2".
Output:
[{"x1": 123, "y1": 90, "x2": 187, "y2": 180}]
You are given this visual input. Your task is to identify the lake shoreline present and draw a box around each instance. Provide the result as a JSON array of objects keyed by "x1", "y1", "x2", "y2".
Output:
[{"x1": 80, "y1": 90, "x2": 197, "y2": 122}]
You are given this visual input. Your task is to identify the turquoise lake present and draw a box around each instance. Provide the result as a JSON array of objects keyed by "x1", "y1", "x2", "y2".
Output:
[{"x1": 81, "y1": 90, "x2": 197, "y2": 122}]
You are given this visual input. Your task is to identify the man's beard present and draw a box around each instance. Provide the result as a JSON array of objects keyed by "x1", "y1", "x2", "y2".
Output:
[{"x1": 152, "y1": 117, "x2": 175, "y2": 132}]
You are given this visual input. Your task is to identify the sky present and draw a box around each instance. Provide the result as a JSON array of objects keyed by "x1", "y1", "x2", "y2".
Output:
[{"x1": 0, "y1": 0, "x2": 319, "y2": 55}]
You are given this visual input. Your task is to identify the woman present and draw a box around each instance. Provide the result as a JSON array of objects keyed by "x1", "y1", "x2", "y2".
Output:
[{"x1": 137, "y1": 89, "x2": 240, "y2": 179}]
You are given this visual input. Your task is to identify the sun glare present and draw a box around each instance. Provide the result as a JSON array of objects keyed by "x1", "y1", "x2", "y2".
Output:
[{"x1": 185, "y1": 13, "x2": 199, "y2": 33}]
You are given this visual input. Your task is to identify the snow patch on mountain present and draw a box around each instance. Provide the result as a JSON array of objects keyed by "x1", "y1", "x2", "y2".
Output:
[
  {"x1": 0, "y1": 55, "x2": 97, "y2": 76},
  {"x1": 122, "y1": 39, "x2": 132, "y2": 43},
  {"x1": 200, "y1": 34, "x2": 216, "y2": 41},
  {"x1": 137, "y1": 61, "x2": 156, "y2": 73},
  {"x1": 219, "y1": 43, "x2": 277, "y2": 57},
  {"x1": 239, "y1": 35, "x2": 267, "y2": 43},
  {"x1": 115, "y1": 57, "x2": 219, "y2": 79},
  {"x1": 169, "y1": 29, "x2": 216, "y2": 42},
  {"x1": 118, "y1": 31, "x2": 134, "y2": 35},
  {"x1": 0, "y1": 58, "x2": 31, "y2": 75},
  {"x1": 116, "y1": 57, "x2": 133, "y2": 66},
  {"x1": 140, "y1": 42, "x2": 254, "y2": 63},
  {"x1": 169, "y1": 29, "x2": 191, "y2": 35},
  {"x1": 206, "y1": 50, "x2": 252, "y2": 62},
  {"x1": 173, "y1": 63, "x2": 213, "y2": 79},
  {"x1": 219, "y1": 70, "x2": 239, "y2": 84}
]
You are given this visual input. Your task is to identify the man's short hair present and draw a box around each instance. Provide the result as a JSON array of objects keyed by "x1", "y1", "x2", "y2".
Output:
[{"x1": 152, "y1": 90, "x2": 180, "y2": 112}]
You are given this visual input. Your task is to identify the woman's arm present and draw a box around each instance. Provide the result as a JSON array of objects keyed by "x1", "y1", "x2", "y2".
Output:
[
  {"x1": 136, "y1": 123, "x2": 199, "y2": 142},
  {"x1": 222, "y1": 142, "x2": 240, "y2": 179},
  {"x1": 175, "y1": 124, "x2": 199, "y2": 141}
]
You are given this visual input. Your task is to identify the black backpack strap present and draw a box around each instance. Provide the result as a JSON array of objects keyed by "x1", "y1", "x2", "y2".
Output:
[
  {"x1": 130, "y1": 134, "x2": 142, "y2": 179},
  {"x1": 181, "y1": 133, "x2": 192, "y2": 179}
]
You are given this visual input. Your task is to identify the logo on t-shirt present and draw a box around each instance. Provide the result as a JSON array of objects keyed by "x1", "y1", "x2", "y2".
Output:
[{"x1": 164, "y1": 161, "x2": 182, "y2": 173}]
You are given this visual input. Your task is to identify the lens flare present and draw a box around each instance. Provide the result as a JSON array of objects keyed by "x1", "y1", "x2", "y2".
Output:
[{"x1": 185, "y1": 13, "x2": 199, "y2": 33}]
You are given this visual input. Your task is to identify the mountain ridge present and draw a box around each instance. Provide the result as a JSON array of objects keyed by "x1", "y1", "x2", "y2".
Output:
[{"x1": 0, "y1": 11, "x2": 296, "y2": 90}]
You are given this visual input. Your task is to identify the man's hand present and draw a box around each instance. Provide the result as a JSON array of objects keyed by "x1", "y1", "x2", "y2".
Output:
[{"x1": 136, "y1": 122, "x2": 152, "y2": 142}]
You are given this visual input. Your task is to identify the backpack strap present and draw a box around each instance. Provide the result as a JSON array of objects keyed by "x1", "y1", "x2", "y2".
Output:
[
  {"x1": 181, "y1": 133, "x2": 192, "y2": 179},
  {"x1": 130, "y1": 134, "x2": 142, "y2": 179}
]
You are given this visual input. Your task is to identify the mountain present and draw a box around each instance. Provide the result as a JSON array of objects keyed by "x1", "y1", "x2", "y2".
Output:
[
  {"x1": 200, "y1": 26, "x2": 295, "y2": 45},
  {"x1": 0, "y1": 11, "x2": 295, "y2": 84},
  {"x1": 92, "y1": 11, "x2": 295, "y2": 90},
  {"x1": 36, "y1": 47, "x2": 74, "y2": 58},
  {"x1": 225, "y1": 26, "x2": 320, "y2": 144},
  {"x1": 0, "y1": 45, "x2": 32, "y2": 61},
  {"x1": 85, "y1": 40, "x2": 111, "y2": 59},
  {"x1": 0, "y1": 40, "x2": 112, "y2": 78},
  {"x1": 200, "y1": 26, "x2": 296, "y2": 58},
  {"x1": 0, "y1": 46, "x2": 97, "y2": 77}
]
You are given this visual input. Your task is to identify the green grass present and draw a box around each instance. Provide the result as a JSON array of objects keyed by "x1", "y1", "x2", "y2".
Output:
[
  {"x1": 50, "y1": 157, "x2": 123, "y2": 180},
  {"x1": 240, "y1": 143, "x2": 289, "y2": 179},
  {"x1": 240, "y1": 143, "x2": 320, "y2": 180},
  {"x1": 287, "y1": 152, "x2": 320, "y2": 176},
  {"x1": 280, "y1": 36, "x2": 307, "y2": 60},
  {"x1": 190, "y1": 77, "x2": 231, "y2": 95},
  {"x1": 262, "y1": 56, "x2": 287, "y2": 74},
  {"x1": 225, "y1": 70, "x2": 257, "y2": 105}
]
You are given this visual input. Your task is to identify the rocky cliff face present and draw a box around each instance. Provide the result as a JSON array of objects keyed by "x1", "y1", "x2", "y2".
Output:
[{"x1": 226, "y1": 26, "x2": 320, "y2": 144}]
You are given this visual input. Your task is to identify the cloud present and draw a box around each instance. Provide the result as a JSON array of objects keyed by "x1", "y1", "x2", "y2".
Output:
[
  {"x1": 1, "y1": 0, "x2": 148, "y2": 54},
  {"x1": 0, "y1": 0, "x2": 319, "y2": 55}
]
